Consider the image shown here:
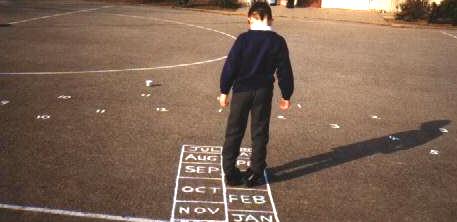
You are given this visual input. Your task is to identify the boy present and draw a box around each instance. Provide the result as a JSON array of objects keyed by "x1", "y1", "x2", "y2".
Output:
[{"x1": 219, "y1": 2, "x2": 294, "y2": 187}]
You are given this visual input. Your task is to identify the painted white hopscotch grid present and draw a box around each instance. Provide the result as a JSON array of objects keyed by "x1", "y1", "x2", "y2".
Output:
[{"x1": 170, "y1": 145, "x2": 280, "y2": 222}]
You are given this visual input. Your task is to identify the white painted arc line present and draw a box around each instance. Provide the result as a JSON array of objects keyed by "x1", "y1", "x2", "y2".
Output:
[
  {"x1": 440, "y1": 31, "x2": 457, "y2": 39},
  {"x1": 220, "y1": 155, "x2": 229, "y2": 222},
  {"x1": 170, "y1": 145, "x2": 186, "y2": 222},
  {"x1": 8, "y1": 6, "x2": 113, "y2": 25},
  {"x1": 0, "y1": 12, "x2": 234, "y2": 75},
  {"x1": 0, "y1": 203, "x2": 166, "y2": 222},
  {"x1": 0, "y1": 56, "x2": 227, "y2": 75},
  {"x1": 110, "y1": 13, "x2": 238, "y2": 40},
  {"x1": 264, "y1": 170, "x2": 280, "y2": 222}
]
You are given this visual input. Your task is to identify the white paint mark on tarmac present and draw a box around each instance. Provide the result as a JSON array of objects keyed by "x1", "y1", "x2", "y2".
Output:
[
  {"x1": 0, "y1": 203, "x2": 167, "y2": 222},
  {"x1": 277, "y1": 115, "x2": 286, "y2": 119},
  {"x1": 264, "y1": 170, "x2": 281, "y2": 222},
  {"x1": 36, "y1": 114, "x2": 51, "y2": 120},
  {"x1": 440, "y1": 31, "x2": 457, "y2": 39},
  {"x1": 0, "y1": 12, "x2": 234, "y2": 76},
  {"x1": 96, "y1": 109, "x2": 106, "y2": 113},
  {"x1": 145, "y1": 80, "x2": 154, "y2": 87},
  {"x1": 1, "y1": 100, "x2": 10, "y2": 105},
  {"x1": 329, "y1": 124, "x2": 340, "y2": 129},
  {"x1": 228, "y1": 209, "x2": 274, "y2": 213},
  {"x1": 8, "y1": 6, "x2": 113, "y2": 25},
  {"x1": 430, "y1": 149, "x2": 439, "y2": 155},
  {"x1": 220, "y1": 153, "x2": 229, "y2": 222},
  {"x1": 370, "y1": 115, "x2": 381, "y2": 119},
  {"x1": 109, "y1": 13, "x2": 236, "y2": 39},
  {"x1": 439, "y1": 128, "x2": 448, "y2": 133},
  {"x1": 388, "y1": 135, "x2": 400, "y2": 141},
  {"x1": 175, "y1": 200, "x2": 225, "y2": 204},
  {"x1": 170, "y1": 145, "x2": 186, "y2": 222},
  {"x1": 156, "y1": 107, "x2": 168, "y2": 112},
  {"x1": 0, "y1": 57, "x2": 228, "y2": 75},
  {"x1": 178, "y1": 176, "x2": 222, "y2": 180},
  {"x1": 57, "y1": 95, "x2": 72, "y2": 100}
]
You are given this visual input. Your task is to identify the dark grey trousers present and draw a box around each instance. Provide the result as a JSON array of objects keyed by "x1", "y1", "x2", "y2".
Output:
[{"x1": 222, "y1": 87, "x2": 273, "y2": 175}]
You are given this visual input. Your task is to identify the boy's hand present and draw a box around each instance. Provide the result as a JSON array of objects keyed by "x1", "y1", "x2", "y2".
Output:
[
  {"x1": 279, "y1": 98, "x2": 291, "y2": 110},
  {"x1": 219, "y1": 94, "x2": 229, "y2": 107}
]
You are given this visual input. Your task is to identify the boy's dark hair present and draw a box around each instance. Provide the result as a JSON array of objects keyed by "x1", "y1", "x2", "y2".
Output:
[{"x1": 248, "y1": 1, "x2": 273, "y2": 21}]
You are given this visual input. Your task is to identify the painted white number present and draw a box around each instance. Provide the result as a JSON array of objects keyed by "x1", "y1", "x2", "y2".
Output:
[
  {"x1": 155, "y1": 107, "x2": 168, "y2": 112},
  {"x1": 36, "y1": 115, "x2": 51, "y2": 120},
  {"x1": 96, "y1": 109, "x2": 106, "y2": 114},
  {"x1": 141, "y1": 93, "x2": 151, "y2": 97},
  {"x1": 57, "y1": 95, "x2": 71, "y2": 99}
]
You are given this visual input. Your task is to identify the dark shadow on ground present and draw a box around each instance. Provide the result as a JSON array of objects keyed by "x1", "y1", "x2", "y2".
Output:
[{"x1": 268, "y1": 120, "x2": 450, "y2": 184}]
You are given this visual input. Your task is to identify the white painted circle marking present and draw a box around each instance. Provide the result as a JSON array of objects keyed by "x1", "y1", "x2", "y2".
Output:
[{"x1": 0, "y1": 13, "x2": 235, "y2": 76}]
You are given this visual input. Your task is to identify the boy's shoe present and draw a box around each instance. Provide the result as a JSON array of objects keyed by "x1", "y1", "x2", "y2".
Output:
[
  {"x1": 224, "y1": 168, "x2": 242, "y2": 186},
  {"x1": 243, "y1": 168, "x2": 264, "y2": 188}
]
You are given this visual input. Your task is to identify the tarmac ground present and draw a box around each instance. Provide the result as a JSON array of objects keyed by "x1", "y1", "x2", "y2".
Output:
[{"x1": 1, "y1": 1, "x2": 457, "y2": 221}]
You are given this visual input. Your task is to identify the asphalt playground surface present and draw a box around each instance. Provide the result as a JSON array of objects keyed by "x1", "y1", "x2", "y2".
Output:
[{"x1": 1, "y1": 0, "x2": 457, "y2": 221}]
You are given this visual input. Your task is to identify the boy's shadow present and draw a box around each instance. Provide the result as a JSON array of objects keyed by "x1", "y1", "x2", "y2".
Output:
[{"x1": 268, "y1": 120, "x2": 450, "y2": 184}]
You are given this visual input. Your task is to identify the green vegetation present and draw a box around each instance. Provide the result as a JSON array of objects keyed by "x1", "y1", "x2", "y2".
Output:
[{"x1": 396, "y1": 0, "x2": 457, "y2": 25}]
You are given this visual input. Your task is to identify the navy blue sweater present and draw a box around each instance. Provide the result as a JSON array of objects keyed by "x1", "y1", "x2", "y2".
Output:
[{"x1": 220, "y1": 30, "x2": 294, "y2": 100}]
